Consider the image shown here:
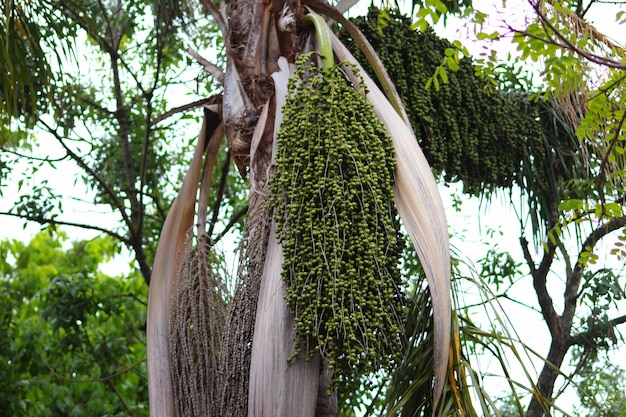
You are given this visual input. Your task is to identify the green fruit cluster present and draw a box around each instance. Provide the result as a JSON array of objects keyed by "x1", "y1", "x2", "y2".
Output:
[
  {"x1": 270, "y1": 53, "x2": 405, "y2": 388},
  {"x1": 341, "y1": 8, "x2": 545, "y2": 195}
]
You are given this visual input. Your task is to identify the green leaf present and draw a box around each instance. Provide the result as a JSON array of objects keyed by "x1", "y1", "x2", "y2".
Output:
[
  {"x1": 439, "y1": 65, "x2": 448, "y2": 84},
  {"x1": 433, "y1": 74, "x2": 440, "y2": 91},
  {"x1": 476, "y1": 31, "x2": 499, "y2": 40},
  {"x1": 427, "y1": 0, "x2": 448, "y2": 14},
  {"x1": 558, "y1": 199, "x2": 584, "y2": 211}
]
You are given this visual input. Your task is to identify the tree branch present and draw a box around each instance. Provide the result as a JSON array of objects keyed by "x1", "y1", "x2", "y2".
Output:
[
  {"x1": 188, "y1": 48, "x2": 224, "y2": 85},
  {"x1": 0, "y1": 211, "x2": 130, "y2": 245},
  {"x1": 521, "y1": 237, "x2": 537, "y2": 275},
  {"x1": 534, "y1": 237, "x2": 562, "y2": 338},
  {"x1": 563, "y1": 215, "x2": 626, "y2": 322},
  {"x1": 150, "y1": 97, "x2": 218, "y2": 126},
  {"x1": 525, "y1": 0, "x2": 626, "y2": 69},
  {"x1": 570, "y1": 313, "x2": 626, "y2": 347},
  {"x1": 529, "y1": 189, "x2": 564, "y2": 339},
  {"x1": 199, "y1": 0, "x2": 228, "y2": 37}
]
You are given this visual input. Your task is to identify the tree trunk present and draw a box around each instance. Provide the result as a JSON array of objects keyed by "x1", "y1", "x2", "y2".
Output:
[
  {"x1": 526, "y1": 335, "x2": 570, "y2": 417},
  {"x1": 221, "y1": 1, "x2": 324, "y2": 416}
]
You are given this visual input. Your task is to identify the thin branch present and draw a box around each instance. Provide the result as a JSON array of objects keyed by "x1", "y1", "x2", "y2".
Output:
[
  {"x1": 38, "y1": 350, "x2": 145, "y2": 383},
  {"x1": 570, "y1": 313, "x2": 626, "y2": 346},
  {"x1": 79, "y1": 95, "x2": 115, "y2": 116},
  {"x1": 107, "y1": 292, "x2": 148, "y2": 307},
  {"x1": 0, "y1": 148, "x2": 70, "y2": 162},
  {"x1": 85, "y1": 330, "x2": 136, "y2": 417},
  {"x1": 611, "y1": 313, "x2": 626, "y2": 326},
  {"x1": 581, "y1": 0, "x2": 598, "y2": 18},
  {"x1": 150, "y1": 97, "x2": 218, "y2": 126},
  {"x1": 39, "y1": 120, "x2": 133, "y2": 229},
  {"x1": 462, "y1": 291, "x2": 542, "y2": 314},
  {"x1": 564, "y1": 215, "x2": 626, "y2": 321},
  {"x1": 572, "y1": 215, "x2": 626, "y2": 276},
  {"x1": 211, "y1": 205, "x2": 248, "y2": 245},
  {"x1": 0, "y1": 211, "x2": 130, "y2": 245},
  {"x1": 557, "y1": 239, "x2": 573, "y2": 278},
  {"x1": 208, "y1": 149, "x2": 232, "y2": 239},
  {"x1": 199, "y1": 0, "x2": 228, "y2": 37},
  {"x1": 188, "y1": 48, "x2": 224, "y2": 85}
]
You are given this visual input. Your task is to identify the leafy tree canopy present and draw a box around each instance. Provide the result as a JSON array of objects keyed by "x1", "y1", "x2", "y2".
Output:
[{"x1": 0, "y1": 229, "x2": 148, "y2": 416}]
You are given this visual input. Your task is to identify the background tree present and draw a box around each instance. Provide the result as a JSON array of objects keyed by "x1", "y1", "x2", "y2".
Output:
[{"x1": 0, "y1": 230, "x2": 147, "y2": 416}]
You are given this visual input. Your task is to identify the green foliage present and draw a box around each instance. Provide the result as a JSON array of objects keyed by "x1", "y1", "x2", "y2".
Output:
[
  {"x1": 575, "y1": 268, "x2": 624, "y2": 349},
  {"x1": 0, "y1": 2, "x2": 53, "y2": 123},
  {"x1": 507, "y1": 1, "x2": 626, "y2": 206},
  {"x1": 0, "y1": 230, "x2": 148, "y2": 416},
  {"x1": 409, "y1": 0, "x2": 474, "y2": 30},
  {"x1": 270, "y1": 54, "x2": 405, "y2": 393},
  {"x1": 1, "y1": 0, "x2": 227, "y2": 280},
  {"x1": 478, "y1": 246, "x2": 521, "y2": 291},
  {"x1": 571, "y1": 350, "x2": 626, "y2": 417}
]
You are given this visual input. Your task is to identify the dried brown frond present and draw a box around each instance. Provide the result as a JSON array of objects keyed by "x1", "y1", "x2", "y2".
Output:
[
  {"x1": 542, "y1": 0, "x2": 624, "y2": 54},
  {"x1": 553, "y1": 82, "x2": 588, "y2": 136},
  {"x1": 167, "y1": 119, "x2": 226, "y2": 417}
]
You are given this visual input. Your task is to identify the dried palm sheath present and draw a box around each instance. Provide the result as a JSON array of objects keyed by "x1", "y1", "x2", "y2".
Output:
[
  {"x1": 147, "y1": 112, "x2": 212, "y2": 417},
  {"x1": 247, "y1": 222, "x2": 321, "y2": 417},
  {"x1": 168, "y1": 120, "x2": 225, "y2": 417},
  {"x1": 146, "y1": 109, "x2": 222, "y2": 417},
  {"x1": 216, "y1": 55, "x2": 270, "y2": 417},
  {"x1": 247, "y1": 56, "x2": 321, "y2": 417},
  {"x1": 330, "y1": 32, "x2": 452, "y2": 411}
]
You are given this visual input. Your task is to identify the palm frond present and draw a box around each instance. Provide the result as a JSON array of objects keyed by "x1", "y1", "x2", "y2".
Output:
[{"x1": 1, "y1": 1, "x2": 49, "y2": 122}]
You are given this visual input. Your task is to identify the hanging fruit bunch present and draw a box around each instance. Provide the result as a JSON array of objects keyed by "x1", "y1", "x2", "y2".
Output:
[
  {"x1": 342, "y1": 7, "x2": 545, "y2": 195},
  {"x1": 270, "y1": 23, "x2": 406, "y2": 388}
]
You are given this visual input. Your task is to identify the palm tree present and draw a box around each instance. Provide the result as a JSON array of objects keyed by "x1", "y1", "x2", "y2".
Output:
[
  {"x1": 5, "y1": 1, "x2": 624, "y2": 416},
  {"x1": 146, "y1": 1, "x2": 452, "y2": 415}
]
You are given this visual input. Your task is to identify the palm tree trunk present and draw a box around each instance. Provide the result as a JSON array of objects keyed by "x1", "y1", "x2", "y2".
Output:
[{"x1": 221, "y1": 1, "x2": 323, "y2": 416}]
